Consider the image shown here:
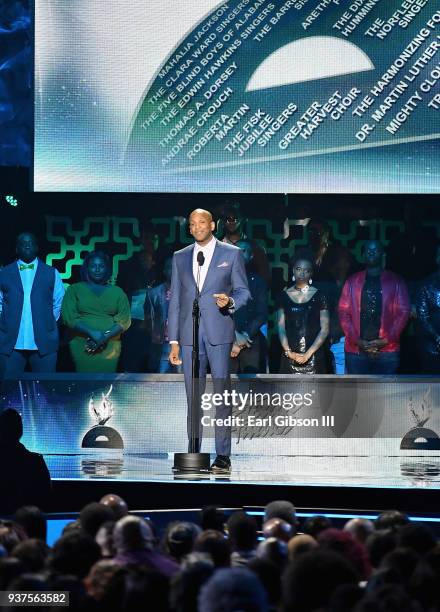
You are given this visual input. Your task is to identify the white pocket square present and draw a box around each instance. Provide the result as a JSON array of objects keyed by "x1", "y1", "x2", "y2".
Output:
[{"x1": 217, "y1": 261, "x2": 229, "y2": 268}]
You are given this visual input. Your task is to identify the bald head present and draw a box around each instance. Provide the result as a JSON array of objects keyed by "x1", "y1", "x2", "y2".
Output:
[
  {"x1": 287, "y1": 534, "x2": 318, "y2": 562},
  {"x1": 263, "y1": 518, "x2": 293, "y2": 542},
  {"x1": 113, "y1": 516, "x2": 154, "y2": 554},
  {"x1": 189, "y1": 208, "x2": 213, "y2": 223},
  {"x1": 189, "y1": 209, "x2": 215, "y2": 246},
  {"x1": 99, "y1": 494, "x2": 128, "y2": 520},
  {"x1": 344, "y1": 518, "x2": 374, "y2": 544}
]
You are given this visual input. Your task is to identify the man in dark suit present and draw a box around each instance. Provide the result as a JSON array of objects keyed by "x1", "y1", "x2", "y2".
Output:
[
  {"x1": 0, "y1": 232, "x2": 65, "y2": 378},
  {"x1": 168, "y1": 209, "x2": 250, "y2": 473}
]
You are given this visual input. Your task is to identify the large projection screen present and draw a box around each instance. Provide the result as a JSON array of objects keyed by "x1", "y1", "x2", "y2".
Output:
[{"x1": 34, "y1": 1, "x2": 440, "y2": 193}]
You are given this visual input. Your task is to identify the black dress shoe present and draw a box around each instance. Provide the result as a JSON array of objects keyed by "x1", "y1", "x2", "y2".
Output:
[{"x1": 210, "y1": 455, "x2": 231, "y2": 474}]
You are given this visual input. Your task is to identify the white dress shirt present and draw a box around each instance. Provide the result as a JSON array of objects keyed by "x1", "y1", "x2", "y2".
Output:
[
  {"x1": 0, "y1": 259, "x2": 65, "y2": 350},
  {"x1": 193, "y1": 235, "x2": 216, "y2": 291}
]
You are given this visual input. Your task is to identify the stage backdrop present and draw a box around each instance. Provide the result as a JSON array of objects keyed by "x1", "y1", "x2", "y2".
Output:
[{"x1": 34, "y1": 1, "x2": 440, "y2": 192}]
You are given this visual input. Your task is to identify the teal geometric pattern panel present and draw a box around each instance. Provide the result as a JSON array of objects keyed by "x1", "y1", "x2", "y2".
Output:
[{"x1": 46, "y1": 216, "x2": 440, "y2": 285}]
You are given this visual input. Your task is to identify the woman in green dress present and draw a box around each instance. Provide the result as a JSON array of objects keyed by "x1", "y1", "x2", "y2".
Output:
[{"x1": 62, "y1": 251, "x2": 131, "y2": 373}]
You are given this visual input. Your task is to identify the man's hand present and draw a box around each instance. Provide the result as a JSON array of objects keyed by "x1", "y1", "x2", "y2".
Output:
[
  {"x1": 357, "y1": 338, "x2": 373, "y2": 352},
  {"x1": 230, "y1": 343, "x2": 242, "y2": 358},
  {"x1": 369, "y1": 338, "x2": 388, "y2": 350},
  {"x1": 169, "y1": 343, "x2": 182, "y2": 366},
  {"x1": 213, "y1": 293, "x2": 231, "y2": 309},
  {"x1": 357, "y1": 338, "x2": 388, "y2": 353}
]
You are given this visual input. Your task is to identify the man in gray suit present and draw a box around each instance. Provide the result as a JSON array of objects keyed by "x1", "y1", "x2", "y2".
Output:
[{"x1": 168, "y1": 209, "x2": 250, "y2": 473}]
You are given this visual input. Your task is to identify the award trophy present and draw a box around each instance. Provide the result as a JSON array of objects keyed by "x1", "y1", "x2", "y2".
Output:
[
  {"x1": 82, "y1": 385, "x2": 124, "y2": 449},
  {"x1": 400, "y1": 388, "x2": 440, "y2": 451}
]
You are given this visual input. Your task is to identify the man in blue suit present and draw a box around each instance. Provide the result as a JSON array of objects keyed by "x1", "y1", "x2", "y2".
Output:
[{"x1": 168, "y1": 209, "x2": 250, "y2": 473}]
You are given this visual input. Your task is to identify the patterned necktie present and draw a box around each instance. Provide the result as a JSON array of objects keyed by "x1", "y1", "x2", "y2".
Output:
[{"x1": 19, "y1": 263, "x2": 35, "y2": 271}]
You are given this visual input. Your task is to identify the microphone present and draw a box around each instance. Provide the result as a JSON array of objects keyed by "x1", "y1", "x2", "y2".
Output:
[{"x1": 197, "y1": 251, "x2": 205, "y2": 266}]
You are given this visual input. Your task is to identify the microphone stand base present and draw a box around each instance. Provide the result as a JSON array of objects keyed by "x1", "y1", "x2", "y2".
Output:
[{"x1": 172, "y1": 452, "x2": 211, "y2": 473}]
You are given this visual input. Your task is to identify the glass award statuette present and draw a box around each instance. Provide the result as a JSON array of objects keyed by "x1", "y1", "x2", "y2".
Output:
[
  {"x1": 400, "y1": 388, "x2": 440, "y2": 451},
  {"x1": 82, "y1": 385, "x2": 124, "y2": 449}
]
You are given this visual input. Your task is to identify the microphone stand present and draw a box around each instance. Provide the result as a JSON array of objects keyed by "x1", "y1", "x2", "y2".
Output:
[{"x1": 173, "y1": 253, "x2": 211, "y2": 474}]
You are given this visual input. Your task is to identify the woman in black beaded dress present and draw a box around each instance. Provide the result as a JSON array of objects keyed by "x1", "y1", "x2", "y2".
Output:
[{"x1": 277, "y1": 249, "x2": 330, "y2": 374}]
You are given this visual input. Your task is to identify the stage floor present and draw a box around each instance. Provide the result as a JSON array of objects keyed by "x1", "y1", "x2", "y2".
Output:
[{"x1": 45, "y1": 453, "x2": 440, "y2": 490}]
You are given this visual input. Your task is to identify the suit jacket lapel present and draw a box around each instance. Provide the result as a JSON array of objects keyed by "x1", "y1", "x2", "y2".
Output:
[
  {"x1": 12, "y1": 262, "x2": 24, "y2": 293},
  {"x1": 201, "y1": 241, "x2": 222, "y2": 295},
  {"x1": 185, "y1": 245, "x2": 197, "y2": 288}
]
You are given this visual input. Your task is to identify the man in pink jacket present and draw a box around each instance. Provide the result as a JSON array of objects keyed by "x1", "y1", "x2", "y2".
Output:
[{"x1": 338, "y1": 240, "x2": 410, "y2": 374}]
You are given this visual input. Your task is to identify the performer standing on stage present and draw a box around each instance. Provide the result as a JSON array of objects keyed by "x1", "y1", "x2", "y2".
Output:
[{"x1": 168, "y1": 209, "x2": 250, "y2": 474}]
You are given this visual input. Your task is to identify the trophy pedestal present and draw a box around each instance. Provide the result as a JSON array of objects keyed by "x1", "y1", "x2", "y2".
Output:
[{"x1": 172, "y1": 452, "x2": 211, "y2": 473}]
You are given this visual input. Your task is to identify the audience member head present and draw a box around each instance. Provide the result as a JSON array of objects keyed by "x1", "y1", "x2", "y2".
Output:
[
  {"x1": 256, "y1": 537, "x2": 288, "y2": 571},
  {"x1": 397, "y1": 523, "x2": 436, "y2": 555},
  {"x1": 14, "y1": 506, "x2": 46, "y2": 542},
  {"x1": 99, "y1": 494, "x2": 129, "y2": 520},
  {"x1": 375, "y1": 510, "x2": 410, "y2": 531},
  {"x1": 62, "y1": 519, "x2": 81, "y2": 536},
  {"x1": 84, "y1": 559, "x2": 123, "y2": 602},
  {"x1": 164, "y1": 521, "x2": 201, "y2": 562},
  {"x1": 318, "y1": 528, "x2": 371, "y2": 580},
  {"x1": 193, "y1": 530, "x2": 231, "y2": 567},
  {"x1": 113, "y1": 516, "x2": 154, "y2": 555},
  {"x1": 16, "y1": 232, "x2": 38, "y2": 264},
  {"x1": 198, "y1": 567, "x2": 268, "y2": 612},
  {"x1": 344, "y1": 517, "x2": 375, "y2": 545},
  {"x1": 0, "y1": 409, "x2": 23, "y2": 445},
  {"x1": 381, "y1": 547, "x2": 420, "y2": 585},
  {"x1": 81, "y1": 250, "x2": 112, "y2": 284},
  {"x1": 282, "y1": 550, "x2": 357, "y2": 612},
  {"x1": 263, "y1": 500, "x2": 296, "y2": 527},
  {"x1": 227, "y1": 511, "x2": 258, "y2": 552},
  {"x1": 8, "y1": 574, "x2": 48, "y2": 599},
  {"x1": 248, "y1": 557, "x2": 281, "y2": 609},
  {"x1": 169, "y1": 552, "x2": 215, "y2": 612},
  {"x1": 200, "y1": 506, "x2": 227, "y2": 533},
  {"x1": 0, "y1": 557, "x2": 25, "y2": 589},
  {"x1": 47, "y1": 574, "x2": 89, "y2": 612},
  {"x1": 302, "y1": 514, "x2": 333, "y2": 538},
  {"x1": 328, "y1": 584, "x2": 364, "y2": 612},
  {"x1": 366, "y1": 529, "x2": 398, "y2": 569},
  {"x1": 0, "y1": 521, "x2": 25, "y2": 553},
  {"x1": 262, "y1": 517, "x2": 293, "y2": 543},
  {"x1": 356, "y1": 584, "x2": 418, "y2": 612},
  {"x1": 79, "y1": 502, "x2": 114, "y2": 539},
  {"x1": 287, "y1": 534, "x2": 318, "y2": 562},
  {"x1": 11, "y1": 538, "x2": 49, "y2": 572},
  {"x1": 48, "y1": 531, "x2": 101, "y2": 579},
  {"x1": 95, "y1": 520, "x2": 116, "y2": 558},
  {"x1": 121, "y1": 566, "x2": 170, "y2": 612}
]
